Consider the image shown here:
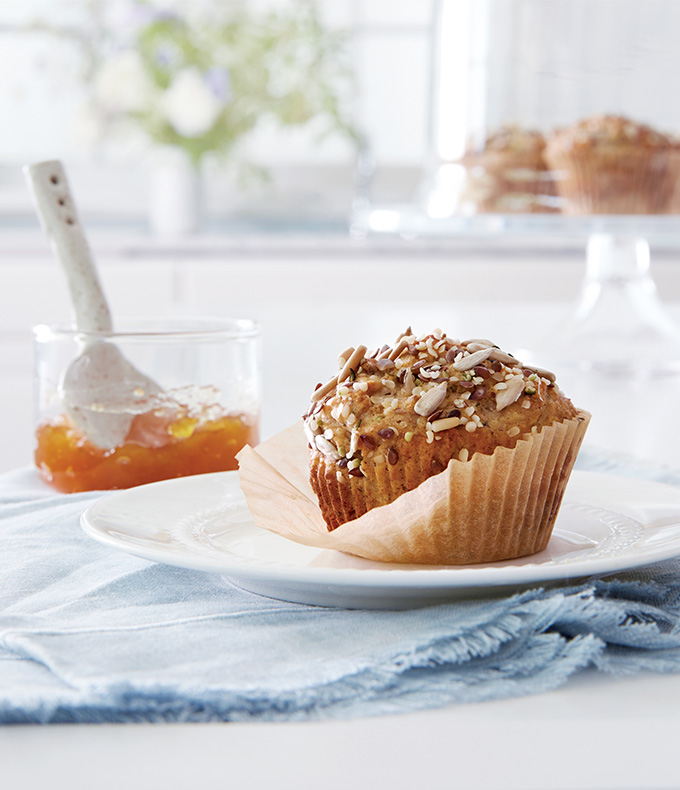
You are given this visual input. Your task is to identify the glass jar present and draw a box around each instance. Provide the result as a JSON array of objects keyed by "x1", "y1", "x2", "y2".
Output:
[{"x1": 33, "y1": 317, "x2": 260, "y2": 493}]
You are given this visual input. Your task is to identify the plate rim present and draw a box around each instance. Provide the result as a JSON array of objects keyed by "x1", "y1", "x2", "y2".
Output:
[{"x1": 80, "y1": 469, "x2": 680, "y2": 591}]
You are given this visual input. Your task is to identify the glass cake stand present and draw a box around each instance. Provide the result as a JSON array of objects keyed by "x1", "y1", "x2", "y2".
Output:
[{"x1": 351, "y1": 0, "x2": 680, "y2": 459}]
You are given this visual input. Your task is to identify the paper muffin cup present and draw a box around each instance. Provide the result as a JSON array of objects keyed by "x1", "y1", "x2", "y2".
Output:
[
  {"x1": 545, "y1": 146, "x2": 676, "y2": 214},
  {"x1": 665, "y1": 148, "x2": 680, "y2": 214},
  {"x1": 237, "y1": 411, "x2": 590, "y2": 566}
]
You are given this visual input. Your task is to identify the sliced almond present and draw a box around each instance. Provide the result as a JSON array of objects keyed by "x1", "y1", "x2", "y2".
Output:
[
  {"x1": 388, "y1": 337, "x2": 409, "y2": 361},
  {"x1": 303, "y1": 420, "x2": 319, "y2": 447},
  {"x1": 394, "y1": 326, "x2": 413, "y2": 344},
  {"x1": 495, "y1": 376, "x2": 525, "y2": 411},
  {"x1": 414, "y1": 381, "x2": 448, "y2": 417},
  {"x1": 311, "y1": 375, "x2": 339, "y2": 402},
  {"x1": 338, "y1": 345, "x2": 367, "y2": 382},
  {"x1": 337, "y1": 347, "x2": 354, "y2": 368},
  {"x1": 403, "y1": 367, "x2": 415, "y2": 395},
  {"x1": 488, "y1": 348, "x2": 521, "y2": 366},
  {"x1": 452, "y1": 347, "x2": 494, "y2": 371},
  {"x1": 314, "y1": 434, "x2": 340, "y2": 459}
]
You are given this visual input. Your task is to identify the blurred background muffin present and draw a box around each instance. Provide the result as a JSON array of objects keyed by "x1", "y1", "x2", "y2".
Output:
[
  {"x1": 457, "y1": 126, "x2": 558, "y2": 214},
  {"x1": 544, "y1": 114, "x2": 680, "y2": 214}
]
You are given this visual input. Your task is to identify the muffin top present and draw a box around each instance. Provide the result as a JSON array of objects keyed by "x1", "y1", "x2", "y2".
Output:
[
  {"x1": 302, "y1": 330, "x2": 578, "y2": 475},
  {"x1": 547, "y1": 114, "x2": 672, "y2": 154},
  {"x1": 466, "y1": 125, "x2": 547, "y2": 156}
]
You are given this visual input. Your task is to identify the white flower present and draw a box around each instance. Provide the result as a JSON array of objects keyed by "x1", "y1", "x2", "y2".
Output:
[
  {"x1": 160, "y1": 67, "x2": 223, "y2": 138},
  {"x1": 93, "y1": 51, "x2": 155, "y2": 113}
]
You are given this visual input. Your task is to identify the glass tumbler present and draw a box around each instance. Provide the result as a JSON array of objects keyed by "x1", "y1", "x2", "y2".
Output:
[{"x1": 33, "y1": 317, "x2": 260, "y2": 493}]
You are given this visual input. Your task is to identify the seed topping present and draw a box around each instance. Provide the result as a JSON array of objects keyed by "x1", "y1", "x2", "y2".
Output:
[
  {"x1": 306, "y1": 331, "x2": 561, "y2": 472},
  {"x1": 359, "y1": 434, "x2": 377, "y2": 451},
  {"x1": 452, "y1": 347, "x2": 494, "y2": 371},
  {"x1": 414, "y1": 382, "x2": 448, "y2": 417},
  {"x1": 431, "y1": 416, "x2": 461, "y2": 432},
  {"x1": 495, "y1": 376, "x2": 525, "y2": 411}
]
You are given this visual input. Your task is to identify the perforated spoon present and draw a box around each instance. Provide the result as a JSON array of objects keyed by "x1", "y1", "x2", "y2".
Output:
[{"x1": 24, "y1": 160, "x2": 161, "y2": 448}]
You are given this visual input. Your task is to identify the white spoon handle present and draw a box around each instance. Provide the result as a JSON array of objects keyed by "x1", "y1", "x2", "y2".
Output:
[{"x1": 23, "y1": 160, "x2": 113, "y2": 333}]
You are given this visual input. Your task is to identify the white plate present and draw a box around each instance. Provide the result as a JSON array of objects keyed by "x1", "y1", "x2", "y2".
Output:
[{"x1": 81, "y1": 470, "x2": 680, "y2": 609}]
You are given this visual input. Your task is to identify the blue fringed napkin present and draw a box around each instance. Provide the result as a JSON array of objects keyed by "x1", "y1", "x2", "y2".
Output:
[{"x1": 1, "y1": 451, "x2": 680, "y2": 724}]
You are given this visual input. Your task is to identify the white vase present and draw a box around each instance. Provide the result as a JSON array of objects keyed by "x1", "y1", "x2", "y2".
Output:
[{"x1": 148, "y1": 149, "x2": 202, "y2": 237}]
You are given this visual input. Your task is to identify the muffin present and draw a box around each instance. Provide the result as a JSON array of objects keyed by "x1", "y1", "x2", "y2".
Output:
[
  {"x1": 545, "y1": 114, "x2": 680, "y2": 214},
  {"x1": 298, "y1": 329, "x2": 589, "y2": 564},
  {"x1": 457, "y1": 125, "x2": 558, "y2": 214}
]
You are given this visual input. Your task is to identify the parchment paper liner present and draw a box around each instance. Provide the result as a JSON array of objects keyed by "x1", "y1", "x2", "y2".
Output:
[
  {"x1": 237, "y1": 411, "x2": 590, "y2": 565},
  {"x1": 545, "y1": 146, "x2": 679, "y2": 214}
]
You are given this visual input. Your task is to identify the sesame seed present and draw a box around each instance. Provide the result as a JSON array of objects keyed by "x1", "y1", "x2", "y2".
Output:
[
  {"x1": 426, "y1": 430, "x2": 434, "y2": 444},
  {"x1": 336, "y1": 471, "x2": 344, "y2": 482},
  {"x1": 522, "y1": 399, "x2": 532, "y2": 409},
  {"x1": 495, "y1": 382, "x2": 508, "y2": 390},
  {"x1": 508, "y1": 426, "x2": 520, "y2": 437},
  {"x1": 465, "y1": 421, "x2": 477, "y2": 432},
  {"x1": 347, "y1": 413, "x2": 357, "y2": 426},
  {"x1": 324, "y1": 429, "x2": 334, "y2": 440},
  {"x1": 464, "y1": 406, "x2": 476, "y2": 417},
  {"x1": 459, "y1": 448, "x2": 469, "y2": 462},
  {"x1": 338, "y1": 386, "x2": 350, "y2": 396}
]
